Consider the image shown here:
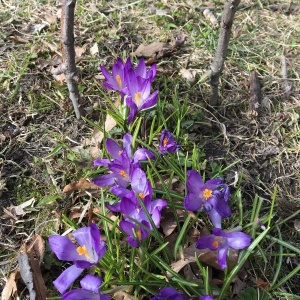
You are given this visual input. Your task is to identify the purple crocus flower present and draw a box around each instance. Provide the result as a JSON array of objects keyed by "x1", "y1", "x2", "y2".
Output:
[
  {"x1": 135, "y1": 58, "x2": 157, "y2": 82},
  {"x1": 49, "y1": 224, "x2": 106, "y2": 294},
  {"x1": 92, "y1": 134, "x2": 155, "y2": 188},
  {"x1": 100, "y1": 57, "x2": 131, "y2": 95},
  {"x1": 93, "y1": 133, "x2": 154, "y2": 167},
  {"x1": 199, "y1": 296, "x2": 215, "y2": 300},
  {"x1": 61, "y1": 275, "x2": 110, "y2": 300},
  {"x1": 125, "y1": 68, "x2": 159, "y2": 124},
  {"x1": 196, "y1": 228, "x2": 252, "y2": 269},
  {"x1": 159, "y1": 130, "x2": 180, "y2": 154},
  {"x1": 119, "y1": 195, "x2": 167, "y2": 247},
  {"x1": 184, "y1": 170, "x2": 231, "y2": 228},
  {"x1": 150, "y1": 287, "x2": 187, "y2": 300}
]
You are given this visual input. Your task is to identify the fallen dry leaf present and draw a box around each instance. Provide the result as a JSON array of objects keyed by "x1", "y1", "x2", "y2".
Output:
[
  {"x1": 75, "y1": 46, "x2": 86, "y2": 58},
  {"x1": 9, "y1": 35, "x2": 29, "y2": 44},
  {"x1": 294, "y1": 219, "x2": 300, "y2": 231},
  {"x1": 114, "y1": 290, "x2": 135, "y2": 300},
  {"x1": 90, "y1": 42, "x2": 99, "y2": 56},
  {"x1": 1, "y1": 271, "x2": 18, "y2": 300},
  {"x1": 134, "y1": 41, "x2": 172, "y2": 58},
  {"x1": 256, "y1": 277, "x2": 270, "y2": 290},
  {"x1": 180, "y1": 68, "x2": 197, "y2": 83},
  {"x1": 63, "y1": 178, "x2": 101, "y2": 194},
  {"x1": 18, "y1": 235, "x2": 47, "y2": 300},
  {"x1": 203, "y1": 8, "x2": 219, "y2": 28}
]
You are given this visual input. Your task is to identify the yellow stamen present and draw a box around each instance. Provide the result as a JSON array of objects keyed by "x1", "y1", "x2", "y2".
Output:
[
  {"x1": 119, "y1": 170, "x2": 129, "y2": 180},
  {"x1": 212, "y1": 236, "x2": 222, "y2": 248},
  {"x1": 139, "y1": 193, "x2": 145, "y2": 199},
  {"x1": 116, "y1": 75, "x2": 122, "y2": 88},
  {"x1": 134, "y1": 92, "x2": 142, "y2": 105},
  {"x1": 76, "y1": 245, "x2": 90, "y2": 258},
  {"x1": 163, "y1": 137, "x2": 168, "y2": 146},
  {"x1": 202, "y1": 189, "x2": 213, "y2": 200}
]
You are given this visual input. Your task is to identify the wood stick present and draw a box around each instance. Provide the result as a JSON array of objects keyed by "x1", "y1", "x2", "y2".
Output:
[
  {"x1": 247, "y1": 70, "x2": 261, "y2": 118},
  {"x1": 281, "y1": 55, "x2": 292, "y2": 97},
  {"x1": 209, "y1": 0, "x2": 241, "y2": 106},
  {"x1": 61, "y1": 0, "x2": 84, "y2": 119}
]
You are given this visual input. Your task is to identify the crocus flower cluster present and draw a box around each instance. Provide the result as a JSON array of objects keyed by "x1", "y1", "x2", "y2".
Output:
[
  {"x1": 183, "y1": 169, "x2": 252, "y2": 269},
  {"x1": 49, "y1": 224, "x2": 107, "y2": 295},
  {"x1": 100, "y1": 57, "x2": 158, "y2": 124},
  {"x1": 92, "y1": 133, "x2": 167, "y2": 247}
]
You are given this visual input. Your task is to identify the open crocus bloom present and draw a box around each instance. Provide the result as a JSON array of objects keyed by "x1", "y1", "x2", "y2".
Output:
[
  {"x1": 49, "y1": 224, "x2": 106, "y2": 294},
  {"x1": 150, "y1": 287, "x2": 187, "y2": 300},
  {"x1": 61, "y1": 275, "x2": 110, "y2": 300},
  {"x1": 125, "y1": 68, "x2": 159, "y2": 124},
  {"x1": 100, "y1": 57, "x2": 131, "y2": 95},
  {"x1": 196, "y1": 228, "x2": 252, "y2": 269},
  {"x1": 159, "y1": 130, "x2": 180, "y2": 154},
  {"x1": 184, "y1": 170, "x2": 231, "y2": 228}
]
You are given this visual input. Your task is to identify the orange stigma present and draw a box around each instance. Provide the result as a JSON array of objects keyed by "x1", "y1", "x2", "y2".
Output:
[
  {"x1": 119, "y1": 170, "x2": 129, "y2": 180},
  {"x1": 212, "y1": 240, "x2": 219, "y2": 248},
  {"x1": 134, "y1": 92, "x2": 142, "y2": 105},
  {"x1": 138, "y1": 193, "x2": 145, "y2": 199},
  {"x1": 136, "y1": 229, "x2": 142, "y2": 240},
  {"x1": 116, "y1": 75, "x2": 122, "y2": 88},
  {"x1": 163, "y1": 137, "x2": 168, "y2": 146},
  {"x1": 202, "y1": 189, "x2": 213, "y2": 200},
  {"x1": 76, "y1": 245, "x2": 90, "y2": 258}
]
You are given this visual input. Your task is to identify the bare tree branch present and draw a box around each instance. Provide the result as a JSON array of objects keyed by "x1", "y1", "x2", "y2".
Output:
[
  {"x1": 61, "y1": 0, "x2": 84, "y2": 119},
  {"x1": 209, "y1": 0, "x2": 240, "y2": 106}
]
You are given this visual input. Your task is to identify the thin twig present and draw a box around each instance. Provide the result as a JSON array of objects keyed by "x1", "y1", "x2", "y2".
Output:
[
  {"x1": 209, "y1": 0, "x2": 241, "y2": 106},
  {"x1": 281, "y1": 55, "x2": 292, "y2": 98}
]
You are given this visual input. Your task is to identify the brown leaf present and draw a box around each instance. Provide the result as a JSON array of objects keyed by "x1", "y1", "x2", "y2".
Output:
[
  {"x1": 256, "y1": 278, "x2": 270, "y2": 290},
  {"x1": 18, "y1": 235, "x2": 47, "y2": 300},
  {"x1": 37, "y1": 56, "x2": 62, "y2": 70},
  {"x1": 1, "y1": 271, "x2": 18, "y2": 300},
  {"x1": 134, "y1": 41, "x2": 172, "y2": 58},
  {"x1": 63, "y1": 178, "x2": 101, "y2": 194},
  {"x1": 114, "y1": 290, "x2": 135, "y2": 300}
]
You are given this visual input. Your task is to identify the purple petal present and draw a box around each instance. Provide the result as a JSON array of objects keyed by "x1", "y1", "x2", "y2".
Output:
[
  {"x1": 130, "y1": 167, "x2": 147, "y2": 193},
  {"x1": 126, "y1": 236, "x2": 139, "y2": 247},
  {"x1": 106, "y1": 138, "x2": 122, "y2": 160},
  {"x1": 89, "y1": 223, "x2": 106, "y2": 260},
  {"x1": 217, "y1": 247, "x2": 228, "y2": 269},
  {"x1": 94, "y1": 158, "x2": 110, "y2": 167},
  {"x1": 199, "y1": 296, "x2": 215, "y2": 300},
  {"x1": 214, "y1": 197, "x2": 231, "y2": 218},
  {"x1": 205, "y1": 178, "x2": 224, "y2": 185},
  {"x1": 133, "y1": 148, "x2": 155, "y2": 162},
  {"x1": 61, "y1": 289, "x2": 98, "y2": 300},
  {"x1": 126, "y1": 97, "x2": 138, "y2": 124},
  {"x1": 135, "y1": 58, "x2": 147, "y2": 78},
  {"x1": 106, "y1": 202, "x2": 121, "y2": 212},
  {"x1": 119, "y1": 220, "x2": 135, "y2": 236},
  {"x1": 120, "y1": 197, "x2": 137, "y2": 215},
  {"x1": 196, "y1": 235, "x2": 221, "y2": 251},
  {"x1": 53, "y1": 264, "x2": 84, "y2": 294},
  {"x1": 91, "y1": 173, "x2": 116, "y2": 187},
  {"x1": 48, "y1": 235, "x2": 81, "y2": 261},
  {"x1": 80, "y1": 274, "x2": 102, "y2": 293},
  {"x1": 208, "y1": 208, "x2": 222, "y2": 228},
  {"x1": 140, "y1": 90, "x2": 159, "y2": 110},
  {"x1": 110, "y1": 185, "x2": 131, "y2": 199},
  {"x1": 123, "y1": 133, "x2": 133, "y2": 158},
  {"x1": 226, "y1": 232, "x2": 252, "y2": 250},
  {"x1": 184, "y1": 193, "x2": 202, "y2": 211},
  {"x1": 186, "y1": 170, "x2": 203, "y2": 193}
]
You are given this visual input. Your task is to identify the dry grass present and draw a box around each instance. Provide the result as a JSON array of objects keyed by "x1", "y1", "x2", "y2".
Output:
[{"x1": 0, "y1": 0, "x2": 300, "y2": 298}]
